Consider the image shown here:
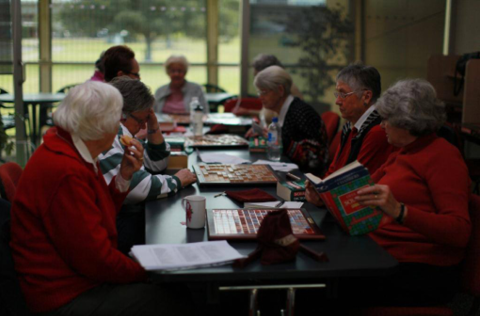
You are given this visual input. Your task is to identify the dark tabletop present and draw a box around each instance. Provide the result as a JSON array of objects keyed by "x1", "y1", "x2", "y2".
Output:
[{"x1": 145, "y1": 149, "x2": 398, "y2": 283}]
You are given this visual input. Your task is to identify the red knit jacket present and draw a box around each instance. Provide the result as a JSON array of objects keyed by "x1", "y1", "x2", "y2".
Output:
[
  {"x1": 10, "y1": 128, "x2": 146, "y2": 313},
  {"x1": 326, "y1": 125, "x2": 395, "y2": 177},
  {"x1": 369, "y1": 134, "x2": 471, "y2": 266}
]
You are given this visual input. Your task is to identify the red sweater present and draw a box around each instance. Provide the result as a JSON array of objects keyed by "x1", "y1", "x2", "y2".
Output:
[
  {"x1": 326, "y1": 125, "x2": 395, "y2": 177},
  {"x1": 10, "y1": 128, "x2": 146, "y2": 313},
  {"x1": 370, "y1": 134, "x2": 471, "y2": 266}
]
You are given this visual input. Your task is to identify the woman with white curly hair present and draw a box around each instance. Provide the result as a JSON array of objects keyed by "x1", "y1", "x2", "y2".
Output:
[
  {"x1": 10, "y1": 81, "x2": 193, "y2": 315},
  {"x1": 353, "y1": 79, "x2": 471, "y2": 306}
]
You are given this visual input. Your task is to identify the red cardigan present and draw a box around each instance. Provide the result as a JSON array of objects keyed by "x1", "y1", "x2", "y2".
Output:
[
  {"x1": 370, "y1": 134, "x2": 471, "y2": 266},
  {"x1": 10, "y1": 128, "x2": 146, "y2": 313},
  {"x1": 326, "y1": 125, "x2": 395, "y2": 177}
]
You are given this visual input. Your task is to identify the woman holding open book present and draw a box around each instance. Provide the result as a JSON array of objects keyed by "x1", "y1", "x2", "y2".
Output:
[{"x1": 352, "y1": 79, "x2": 471, "y2": 306}]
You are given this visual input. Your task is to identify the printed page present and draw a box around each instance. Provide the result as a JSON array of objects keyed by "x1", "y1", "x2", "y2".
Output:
[{"x1": 131, "y1": 240, "x2": 245, "y2": 271}]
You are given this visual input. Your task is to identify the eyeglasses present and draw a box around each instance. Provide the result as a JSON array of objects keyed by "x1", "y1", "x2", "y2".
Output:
[
  {"x1": 257, "y1": 90, "x2": 271, "y2": 96},
  {"x1": 334, "y1": 91, "x2": 357, "y2": 99},
  {"x1": 128, "y1": 113, "x2": 148, "y2": 125}
]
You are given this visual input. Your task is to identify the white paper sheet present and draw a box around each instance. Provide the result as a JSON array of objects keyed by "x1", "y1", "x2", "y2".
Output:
[
  {"x1": 198, "y1": 152, "x2": 250, "y2": 164},
  {"x1": 253, "y1": 160, "x2": 298, "y2": 172},
  {"x1": 131, "y1": 240, "x2": 246, "y2": 271}
]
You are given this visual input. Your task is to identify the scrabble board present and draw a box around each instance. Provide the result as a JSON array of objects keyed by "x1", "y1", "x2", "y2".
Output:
[
  {"x1": 186, "y1": 134, "x2": 248, "y2": 148},
  {"x1": 207, "y1": 208, "x2": 325, "y2": 240},
  {"x1": 193, "y1": 164, "x2": 278, "y2": 186}
]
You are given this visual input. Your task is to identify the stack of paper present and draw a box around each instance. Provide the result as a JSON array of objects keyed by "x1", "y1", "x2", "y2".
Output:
[
  {"x1": 130, "y1": 241, "x2": 245, "y2": 271},
  {"x1": 253, "y1": 160, "x2": 298, "y2": 172}
]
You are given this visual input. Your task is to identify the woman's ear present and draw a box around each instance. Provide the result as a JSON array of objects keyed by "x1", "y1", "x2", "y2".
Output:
[
  {"x1": 363, "y1": 90, "x2": 373, "y2": 106},
  {"x1": 278, "y1": 85, "x2": 285, "y2": 97}
]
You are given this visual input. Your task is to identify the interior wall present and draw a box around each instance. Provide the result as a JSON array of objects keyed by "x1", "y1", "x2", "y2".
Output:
[
  {"x1": 363, "y1": 0, "x2": 445, "y2": 91},
  {"x1": 451, "y1": 0, "x2": 480, "y2": 54}
]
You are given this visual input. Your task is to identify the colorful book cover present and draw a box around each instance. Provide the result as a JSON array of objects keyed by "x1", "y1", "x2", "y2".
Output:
[
  {"x1": 277, "y1": 179, "x2": 306, "y2": 201},
  {"x1": 249, "y1": 137, "x2": 267, "y2": 152},
  {"x1": 306, "y1": 161, "x2": 384, "y2": 236}
]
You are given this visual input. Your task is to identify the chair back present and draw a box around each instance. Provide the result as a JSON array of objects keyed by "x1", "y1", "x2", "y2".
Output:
[
  {"x1": 0, "y1": 163, "x2": 23, "y2": 202},
  {"x1": 0, "y1": 199, "x2": 31, "y2": 316},
  {"x1": 56, "y1": 83, "x2": 80, "y2": 94},
  {"x1": 321, "y1": 111, "x2": 340, "y2": 145},
  {"x1": 202, "y1": 84, "x2": 226, "y2": 93},
  {"x1": 223, "y1": 98, "x2": 263, "y2": 113},
  {"x1": 462, "y1": 194, "x2": 480, "y2": 296}
]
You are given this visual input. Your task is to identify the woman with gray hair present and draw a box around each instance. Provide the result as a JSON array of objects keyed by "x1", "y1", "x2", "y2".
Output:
[
  {"x1": 10, "y1": 81, "x2": 193, "y2": 315},
  {"x1": 253, "y1": 65, "x2": 328, "y2": 176},
  {"x1": 353, "y1": 79, "x2": 471, "y2": 306},
  {"x1": 100, "y1": 76, "x2": 197, "y2": 254},
  {"x1": 154, "y1": 54, "x2": 208, "y2": 114}
]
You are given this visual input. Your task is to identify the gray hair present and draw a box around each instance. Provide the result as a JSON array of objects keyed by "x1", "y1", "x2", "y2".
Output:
[
  {"x1": 54, "y1": 81, "x2": 122, "y2": 141},
  {"x1": 164, "y1": 54, "x2": 189, "y2": 72},
  {"x1": 254, "y1": 65, "x2": 292, "y2": 95},
  {"x1": 109, "y1": 76, "x2": 154, "y2": 114},
  {"x1": 376, "y1": 79, "x2": 446, "y2": 137},
  {"x1": 252, "y1": 54, "x2": 284, "y2": 72},
  {"x1": 337, "y1": 63, "x2": 382, "y2": 104}
]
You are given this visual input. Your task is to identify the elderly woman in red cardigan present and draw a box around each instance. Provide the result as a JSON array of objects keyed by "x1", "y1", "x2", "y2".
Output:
[
  {"x1": 10, "y1": 81, "x2": 192, "y2": 316},
  {"x1": 354, "y1": 79, "x2": 471, "y2": 307}
]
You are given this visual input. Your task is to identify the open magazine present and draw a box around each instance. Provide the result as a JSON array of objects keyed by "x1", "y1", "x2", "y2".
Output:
[
  {"x1": 130, "y1": 240, "x2": 245, "y2": 271},
  {"x1": 305, "y1": 161, "x2": 384, "y2": 236}
]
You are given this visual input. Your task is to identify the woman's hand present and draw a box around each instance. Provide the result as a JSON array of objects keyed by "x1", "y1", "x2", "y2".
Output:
[
  {"x1": 244, "y1": 126, "x2": 268, "y2": 139},
  {"x1": 174, "y1": 169, "x2": 197, "y2": 188},
  {"x1": 356, "y1": 184, "x2": 402, "y2": 219},
  {"x1": 119, "y1": 138, "x2": 144, "y2": 181},
  {"x1": 305, "y1": 180, "x2": 324, "y2": 207},
  {"x1": 145, "y1": 108, "x2": 164, "y2": 145}
]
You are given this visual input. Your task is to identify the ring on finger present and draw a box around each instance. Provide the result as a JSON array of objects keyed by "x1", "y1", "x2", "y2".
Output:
[
  {"x1": 139, "y1": 157, "x2": 144, "y2": 161},
  {"x1": 374, "y1": 194, "x2": 378, "y2": 199}
]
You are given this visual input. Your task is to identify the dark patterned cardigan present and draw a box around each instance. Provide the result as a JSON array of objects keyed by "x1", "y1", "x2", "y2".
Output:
[{"x1": 281, "y1": 97, "x2": 329, "y2": 176}]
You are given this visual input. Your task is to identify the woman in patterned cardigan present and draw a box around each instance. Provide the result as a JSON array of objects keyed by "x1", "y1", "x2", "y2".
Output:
[{"x1": 253, "y1": 65, "x2": 329, "y2": 176}]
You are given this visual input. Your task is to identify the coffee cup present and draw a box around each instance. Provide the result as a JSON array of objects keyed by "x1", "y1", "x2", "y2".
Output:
[{"x1": 182, "y1": 195, "x2": 206, "y2": 229}]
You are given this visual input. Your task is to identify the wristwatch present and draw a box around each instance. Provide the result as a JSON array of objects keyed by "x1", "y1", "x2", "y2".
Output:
[
  {"x1": 396, "y1": 203, "x2": 405, "y2": 224},
  {"x1": 148, "y1": 126, "x2": 160, "y2": 135}
]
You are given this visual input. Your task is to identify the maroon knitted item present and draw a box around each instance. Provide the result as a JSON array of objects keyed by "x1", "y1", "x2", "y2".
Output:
[
  {"x1": 225, "y1": 189, "x2": 277, "y2": 203},
  {"x1": 257, "y1": 209, "x2": 300, "y2": 265}
]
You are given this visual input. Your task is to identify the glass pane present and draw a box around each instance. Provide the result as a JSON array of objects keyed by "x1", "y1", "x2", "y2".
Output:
[{"x1": 248, "y1": 0, "x2": 352, "y2": 112}]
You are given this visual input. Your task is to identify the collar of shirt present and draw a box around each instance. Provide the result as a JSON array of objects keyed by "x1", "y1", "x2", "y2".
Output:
[
  {"x1": 71, "y1": 134, "x2": 98, "y2": 174},
  {"x1": 278, "y1": 95, "x2": 295, "y2": 128},
  {"x1": 120, "y1": 123, "x2": 133, "y2": 137},
  {"x1": 354, "y1": 104, "x2": 376, "y2": 131}
]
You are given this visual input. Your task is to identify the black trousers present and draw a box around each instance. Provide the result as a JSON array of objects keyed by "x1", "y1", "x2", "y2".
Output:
[
  {"x1": 295, "y1": 262, "x2": 460, "y2": 315},
  {"x1": 37, "y1": 283, "x2": 194, "y2": 316},
  {"x1": 116, "y1": 207, "x2": 145, "y2": 256}
]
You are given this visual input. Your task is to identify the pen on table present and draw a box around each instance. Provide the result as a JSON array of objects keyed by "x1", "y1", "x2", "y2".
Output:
[
  {"x1": 286, "y1": 173, "x2": 301, "y2": 181},
  {"x1": 214, "y1": 191, "x2": 226, "y2": 198}
]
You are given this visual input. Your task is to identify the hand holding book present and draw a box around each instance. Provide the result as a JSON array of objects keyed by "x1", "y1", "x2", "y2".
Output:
[{"x1": 356, "y1": 184, "x2": 406, "y2": 222}]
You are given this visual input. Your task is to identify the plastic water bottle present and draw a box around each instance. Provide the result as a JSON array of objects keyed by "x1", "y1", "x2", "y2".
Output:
[
  {"x1": 267, "y1": 117, "x2": 282, "y2": 161},
  {"x1": 189, "y1": 97, "x2": 201, "y2": 132},
  {"x1": 193, "y1": 101, "x2": 204, "y2": 136}
]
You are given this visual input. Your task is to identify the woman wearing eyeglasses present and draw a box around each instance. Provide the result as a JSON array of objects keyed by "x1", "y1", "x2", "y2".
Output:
[
  {"x1": 100, "y1": 77, "x2": 197, "y2": 254},
  {"x1": 306, "y1": 63, "x2": 396, "y2": 206},
  {"x1": 154, "y1": 54, "x2": 208, "y2": 114}
]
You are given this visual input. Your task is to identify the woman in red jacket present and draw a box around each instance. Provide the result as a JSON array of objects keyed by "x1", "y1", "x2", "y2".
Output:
[
  {"x1": 354, "y1": 79, "x2": 471, "y2": 306},
  {"x1": 10, "y1": 81, "x2": 192, "y2": 315}
]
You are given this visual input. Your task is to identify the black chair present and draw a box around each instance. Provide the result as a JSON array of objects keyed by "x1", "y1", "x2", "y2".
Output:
[
  {"x1": 0, "y1": 198, "x2": 31, "y2": 316},
  {"x1": 0, "y1": 88, "x2": 16, "y2": 131},
  {"x1": 202, "y1": 83, "x2": 227, "y2": 93},
  {"x1": 56, "y1": 83, "x2": 80, "y2": 94}
]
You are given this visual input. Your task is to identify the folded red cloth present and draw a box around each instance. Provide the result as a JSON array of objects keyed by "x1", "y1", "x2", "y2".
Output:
[
  {"x1": 257, "y1": 209, "x2": 299, "y2": 265},
  {"x1": 225, "y1": 189, "x2": 277, "y2": 203}
]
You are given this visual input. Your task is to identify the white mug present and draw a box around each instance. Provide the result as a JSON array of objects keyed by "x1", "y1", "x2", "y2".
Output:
[{"x1": 182, "y1": 195, "x2": 206, "y2": 229}]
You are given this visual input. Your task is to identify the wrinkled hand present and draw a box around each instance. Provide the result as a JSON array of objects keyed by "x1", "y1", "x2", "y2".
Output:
[
  {"x1": 119, "y1": 138, "x2": 144, "y2": 181},
  {"x1": 244, "y1": 126, "x2": 268, "y2": 139},
  {"x1": 146, "y1": 108, "x2": 159, "y2": 130},
  {"x1": 356, "y1": 184, "x2": 401, "y2": 219},
  {"x1": 305, "y1": 180, "x2": 324, "y2": 207},
  {"x1": 174, "y1": 169, "x2": 197, "y2": 188}
]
